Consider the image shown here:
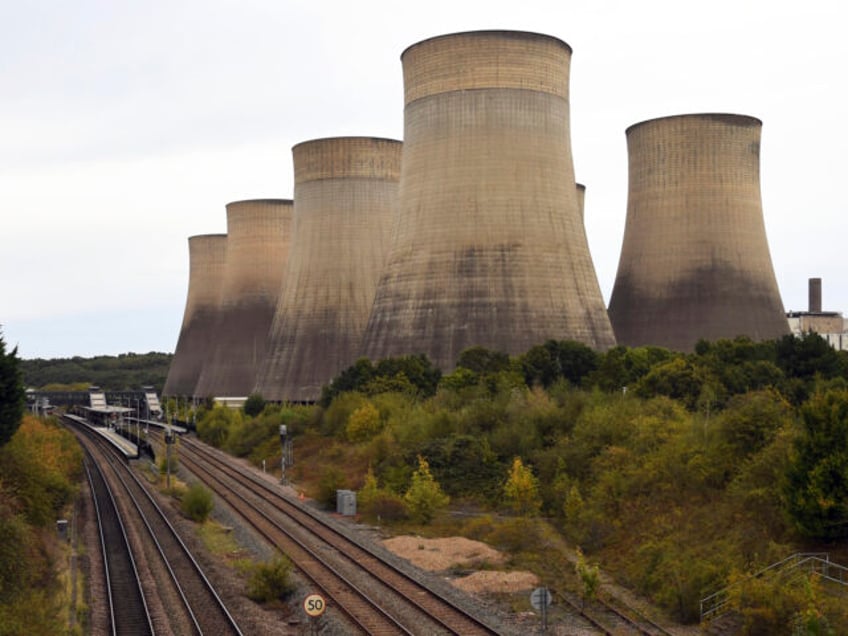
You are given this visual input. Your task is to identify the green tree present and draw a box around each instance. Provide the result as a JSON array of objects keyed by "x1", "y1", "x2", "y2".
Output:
[
  {"x1": 776, "y1": 332, "x2": 842, "y2": 382},
  {"x1": 503, "y1": 456, "x2": 542, "y2": 516},
  {"x1": 634, "y1": 357, "x2": 707, "y2": 409},
  {"x1": 575, "y1": 547, "x2": 600, "y2": 610},
  {"x1": 404, "y1": 455, "x2": 449, "y2": 524},
  {"x1": 456, "y1": 345, "x2": 511, "y2": 374},
  {"x1": 197, "y1": 404, "x2": 241, "y2": 448},
  {"x1": 374, "y1": 355, "x2": 441, "y2": 397},
  {"x1": 587, "y1": 345, "x2": 674, "y2": 392},
  {"x1": 784, "y1": 389, "x2": 848, "y2": 539},
  {"x1": 319, "y1": 357, "x2": 375, "y2": 406},
  {"x1": 243, "y1": 392, "x2": 266, "y2": 417},
  {"x1": 714, "y1": 389, "x2": 791, "y2": 460},
  {"x1": 0, "y1": 332, "x2": 24, "y2": 447}
]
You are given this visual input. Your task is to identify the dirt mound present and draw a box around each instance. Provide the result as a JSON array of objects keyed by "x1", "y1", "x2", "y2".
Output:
[
  {"x1": 382, "y1": 535, "x2": 539, "y2": 595},
  {"x1": 453, "y1": 570, "x2": 539, "y2": 594}
]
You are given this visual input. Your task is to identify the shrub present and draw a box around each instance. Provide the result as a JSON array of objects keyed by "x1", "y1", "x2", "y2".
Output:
[
  {"x1": 317, "y1": 466, "x2": 347, "y2": 507},
  {"x1": 181, "y1": 482, "x2": 213, "y2": 522},
  {"x1": 247, "y1": 555, "x2": 296, "y2": 603},
  {"x1": 368, "y1": 490, "x2": 408, "y2": 523}
]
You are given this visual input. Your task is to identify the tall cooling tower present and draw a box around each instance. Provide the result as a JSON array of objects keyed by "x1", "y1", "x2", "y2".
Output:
[
  {"x1": 194, "y1": 199, "x2": 293, "y2": 398},
  {"x1": 607, "y1": 113, "x2": 789, "y2": 351},
  {"x1": 163, "y1": 234, "x2": 227, "y2": 397},
  {"x1": 257, "y1": 137, "x2": 401, "y2": 402},
  {"x1": 361, "y1": 31, "x2": 615, "y2": 370}
]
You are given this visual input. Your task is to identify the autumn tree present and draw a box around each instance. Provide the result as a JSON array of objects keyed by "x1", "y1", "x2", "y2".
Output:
[
  {"x1": 346, "y1": 401, "x2": 381, "y2": 442},
  {"x1": 404, "y1": 455, "x2": 449, "y2": 524},
  {"x1": 503, "y1": 456, "x2": 542, "y2": 516}
]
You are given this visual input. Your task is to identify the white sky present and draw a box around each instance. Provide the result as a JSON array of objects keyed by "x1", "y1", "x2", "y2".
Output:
[{"x1": 2, "y1": 0, "x2": 845, "y2": 359}]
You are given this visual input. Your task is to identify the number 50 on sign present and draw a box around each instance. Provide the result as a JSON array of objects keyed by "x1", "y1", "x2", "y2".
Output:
[{"x1": 303, "y1": 593, "x2": 327, "y2": 617}]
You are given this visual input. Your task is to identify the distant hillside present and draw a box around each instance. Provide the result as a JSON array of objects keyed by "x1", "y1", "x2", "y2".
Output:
[{"x1": 20, "y1": 352, "x2": 172, "y2": 392}]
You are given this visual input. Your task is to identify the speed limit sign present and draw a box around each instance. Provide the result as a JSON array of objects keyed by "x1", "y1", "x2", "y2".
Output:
[{"x1": 303, "y1": 593, "x2": 327, "y2": 617}]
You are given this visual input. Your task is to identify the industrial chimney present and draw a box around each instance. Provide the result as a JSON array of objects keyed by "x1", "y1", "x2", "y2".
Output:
[
  {"x1": 809, "y1": 277, "x2": 822, "y2": 313},
  {"x1": 361, "y1": 31, "x2": 615, "y2": 370},
  {"x1": 607, "y1": 113, "x2": 789, "y2": 351},
  {"x1": 194, "y1": 199, "x2": 293, "y2": 398},
  {"x1": 257, "y1": 137, "x2": 402, "y2": 402},
  {"x1": 163, "y1": 234, "x2": 227, "y2": 397}
]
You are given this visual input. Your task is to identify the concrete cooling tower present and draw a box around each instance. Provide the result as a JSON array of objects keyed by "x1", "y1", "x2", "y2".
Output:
[
  {"x1": 194, "y1": 199, "x2": 293, "y2": 398},
  {"x1": 361, "y1": 31, "x2": 615, "y2": 370},
  {"x1": 256, "y1": 137, "x2": 401, "y2": 402},
  {"x1": 607, "y1": 113, "x2": 789, "y2": 351},
  {"x1": 163, "y1": 234, "x2": 227, "y2": 397}
]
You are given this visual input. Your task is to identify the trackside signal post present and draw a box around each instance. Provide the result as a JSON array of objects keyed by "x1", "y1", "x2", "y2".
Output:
[
  {"x1": 279, "y1": 425, "x2": 287, "y2": 484},
  {"x1": 165, "y1": 427, "x2": 175, "y2": 488}
]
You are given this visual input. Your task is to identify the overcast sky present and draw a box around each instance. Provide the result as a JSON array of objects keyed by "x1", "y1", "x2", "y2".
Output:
[{"x1": 2, "y1": 0, "x2": 845, "y2": 359}]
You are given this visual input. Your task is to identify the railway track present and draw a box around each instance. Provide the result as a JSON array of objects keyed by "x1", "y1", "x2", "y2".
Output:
[
  {"x1": 68, "y1": 416, "x2": 242, "y2": 635},
  {"x1": 84, "y1": 454, "x2": 154, "y2": 636},
  {"x1": 165, "y1": 432, "x2": 498, "y2": 635},
  {"x1": 554, "y1": 586, "x2": 676, "y2": 635}
]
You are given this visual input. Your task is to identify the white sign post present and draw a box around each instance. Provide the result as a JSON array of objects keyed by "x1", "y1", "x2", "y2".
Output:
[
  {"x1": 303, "y1": 592, "x2": 326, "y2": 635},
  {"x1": 530, "y1": 586, "x2": 552, "y2": 632},
  {"x1": 303, "y1": 592, "x2": 326, "y2": 617}
]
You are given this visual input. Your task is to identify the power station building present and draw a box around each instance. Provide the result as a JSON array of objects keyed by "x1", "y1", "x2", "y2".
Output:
[
  {"x1": 361, "y1": 31, "x2": 616, "y2": 371},
  {"x1": 607, "y1": 113, "x2": 790, "y2": 352},
  {"x1": 787, "y1": 278, "x2": 848, "y2": 351},
  {"x1": 163, "y1": 234, "x2": 227, "y2": 397},
  {"x1": 194, "y1": 199, "x2": 293, "y2": 398},
  {"x1": 257, "y1": 137, "x2": 402, "y2": 402}
]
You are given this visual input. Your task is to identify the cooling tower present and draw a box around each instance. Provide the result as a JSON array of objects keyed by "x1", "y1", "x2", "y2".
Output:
[
  {"x1": 607, "y1": 113, "x2": 789, "y2": 351},
  {"x1": 256, "y1": 137, "x2": 402, "y2": 402},
  {"x1": 194, "y1": 199, "x2": 293, "y2": 398},
  {"x1": 361, "y1": 31, "x2": 615, "y2": 370},
  {"x1": 163, "y1": 234, "x2": 227, "y2": 397}
]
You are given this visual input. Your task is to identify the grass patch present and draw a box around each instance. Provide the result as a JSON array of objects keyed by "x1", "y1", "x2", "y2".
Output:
[{"x1": 197, "y1": 520, "x2": 250, "y2": 562}]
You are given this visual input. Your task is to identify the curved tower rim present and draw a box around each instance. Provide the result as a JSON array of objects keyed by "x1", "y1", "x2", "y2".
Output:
[
  {"x1": 188, "y1": 232, "x2": 227, "y2": 241},
  {"x1": 226, "y1": 198, "x2": 293, "y2": 207},
  {"x1": 292, "y1": 136, "x2": 403, "y2": 152},
  {"x1": 401, "y1": 29, "x2": 572, "y2": 60},
  {"x1": 626, "y1": 113, "x2": 762, "y2": 135}
]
